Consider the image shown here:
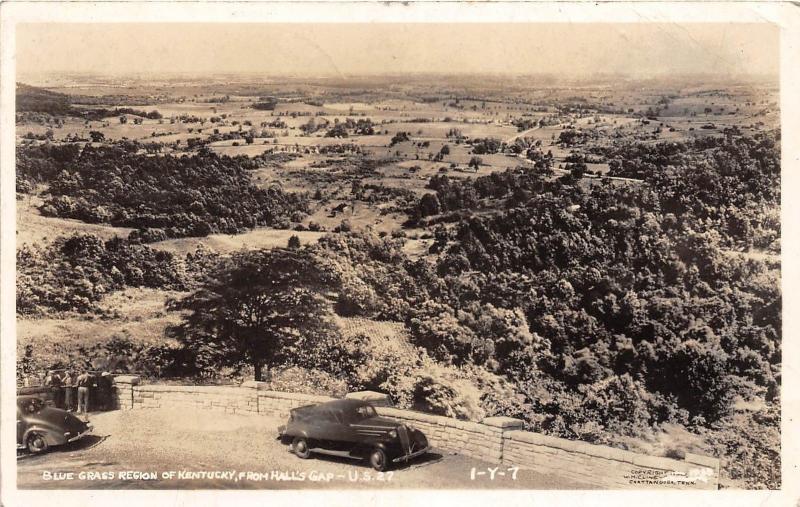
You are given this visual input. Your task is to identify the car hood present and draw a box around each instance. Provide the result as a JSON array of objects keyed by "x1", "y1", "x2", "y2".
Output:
[{"x1": 25, "y1": 407, "x2": 88, "y2": 432}]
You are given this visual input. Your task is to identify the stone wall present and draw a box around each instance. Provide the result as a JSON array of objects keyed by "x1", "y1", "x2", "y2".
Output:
[
  {"x1": 374, "y1": 406, "x2": 521, "y2": 464},
  {"x1": 111, "y1": 376, "x2": 720, "y2": 489},
  {"x1": 503, "y1": 430, "x2": 719, "y2": 490},
  {"x1": 113, "y1": 377, "x2": 333, "y2": 416}
]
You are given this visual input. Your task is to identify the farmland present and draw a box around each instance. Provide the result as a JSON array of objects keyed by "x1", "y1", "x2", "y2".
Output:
[{"x1": 15, "y1": 73, "x2": 780, "y2": 488}]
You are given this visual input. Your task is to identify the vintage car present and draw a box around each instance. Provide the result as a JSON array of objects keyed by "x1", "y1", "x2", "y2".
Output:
[
  {"x1": 278, "y1": 399, "x2": 429, "y2": 471},
  {"x1": 17, "y1": 395, "x2": 93, "y2": 453}
]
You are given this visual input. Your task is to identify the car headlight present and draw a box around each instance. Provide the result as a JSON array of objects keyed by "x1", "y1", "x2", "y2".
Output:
[{"x1": 388, "y1": 429, "x2": 397, "y2": 438}]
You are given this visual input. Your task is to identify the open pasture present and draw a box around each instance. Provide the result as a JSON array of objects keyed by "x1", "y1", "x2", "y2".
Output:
[{"x1": 151, "y1": 228, "x2": 326, "y2": 256}]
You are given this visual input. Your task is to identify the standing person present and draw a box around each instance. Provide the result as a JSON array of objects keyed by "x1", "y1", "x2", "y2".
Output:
[
  {"x1": 76, "y1": 370, "x2": 91, "y2": 415},
  {"x1": 63, "y1": 370, "x2": 76, "y2": 412},
  {"x1": 45, "y1": 370, "x2": 63, "y2": 408},
  {"x1": 54, "y1": 371, "x2": 65, "y2": 409},
  {"x1": 43, "y1": 371, "x2": 54, "y2": 407}
]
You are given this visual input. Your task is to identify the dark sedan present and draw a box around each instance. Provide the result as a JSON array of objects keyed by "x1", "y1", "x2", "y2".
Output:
[
  {"x1": 278, "y1": 399, "x2": 429, "y2": 471},
  {"x1": 17, "y1": 395, "x2": 93, "y2": 453}
]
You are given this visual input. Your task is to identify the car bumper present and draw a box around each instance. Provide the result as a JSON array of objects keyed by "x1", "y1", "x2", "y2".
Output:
[
  {"x1": 66, "y1": 425, "x2": 92, "y2": 443},
  {"x1": 392, "y1": 445, "x2": 430, "y2": 463}
]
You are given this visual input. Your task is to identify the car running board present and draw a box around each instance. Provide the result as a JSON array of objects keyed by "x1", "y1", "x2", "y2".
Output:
[{"x1": 308, "y1": 447, "x2": 363, "y2": 460}]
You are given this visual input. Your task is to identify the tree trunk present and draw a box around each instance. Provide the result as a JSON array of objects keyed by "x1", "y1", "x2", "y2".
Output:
[{"x1": 253, "y1": 359, "x2": 263, "y2": 381}]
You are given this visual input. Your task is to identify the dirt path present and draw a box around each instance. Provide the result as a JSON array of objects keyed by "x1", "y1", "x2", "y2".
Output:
[
  {"x1": 504, "y1": 126, "x2": 540, "y2": 144},
  {"x1": 17, "y1": 408, "x2": 593, "y2": 490}
]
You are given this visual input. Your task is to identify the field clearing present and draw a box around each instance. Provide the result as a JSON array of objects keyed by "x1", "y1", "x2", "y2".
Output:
[
  {"x1": 260, "y1": 134, "x2": 395, "y2": 148},
  {"x1": 376, "y1": 157, "x2": 530, "y2": 184},
  {"x1": 403, "y1": 237, "x2": 436, "y2": 259},
  {"x1": 273, "y1": 102, "x2": 325, "y2": 115},
  {"x1": 17, "y1": 196, "x2": 132, "y2": 246},
  {"x1": 17, "y1": 287, "x2": 186, "y2": 370},
  {"x1": 18, "y1": 118, "x2": 195, "y2": 143},
  {"x1": 322, "y1": 101, "x2": 373, "y2": 112},
  {"x1": 210, "y1": 143, "x2": 277, "y2": 157},
  {"x1": 302, "y1": 202, "x2": 408, "y2": 235},
  {"x1": 122, "y1": 100, "x2": 268, "y2": 119},
  {"x1": 378, "y1": 121, "x2": 519, "y2": 140},
  {"x1": 363, "y1": 175, "x2": 431, "y2": 195},
  {"x1": 334, "y1": 315, "x2": 416, "y2": 356},
  {"x1": 150, "y1": 228, "x2": 326, "y2": 256}
]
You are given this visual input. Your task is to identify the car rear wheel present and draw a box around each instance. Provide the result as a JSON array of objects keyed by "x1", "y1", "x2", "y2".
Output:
[
  {"x1": 26, "y1": 433, "x2": 48, "y2": 454},
  {"x1": 369, "y1": 448, "x2": 388, "y2": 472},
  {"x1": 292, "y1": 437, "x2": 311, "y2": 459}
]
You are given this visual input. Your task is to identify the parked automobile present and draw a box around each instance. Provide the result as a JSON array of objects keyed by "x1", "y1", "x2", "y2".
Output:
[
  {"x1": 17, "y1": 386, "x2": 58, "y2": 407},
  {"x1": 278, "y1": 399, "x2": 429, "y2": 471},
  {"x1": 17, "y1": 395, "x2": 93, "y2": 453}
]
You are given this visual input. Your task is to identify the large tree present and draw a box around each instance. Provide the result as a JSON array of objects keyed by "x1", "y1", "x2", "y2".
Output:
[{"x1": 168, "y1": 248, "x2": 338, "y2": 380}]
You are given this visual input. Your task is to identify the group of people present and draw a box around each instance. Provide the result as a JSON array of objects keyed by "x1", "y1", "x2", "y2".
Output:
[{"x1": 43, "y1": 369, "x2": 114, "y2": 413}]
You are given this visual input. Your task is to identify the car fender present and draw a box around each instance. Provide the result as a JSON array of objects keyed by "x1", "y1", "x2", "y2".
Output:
[
  {"x1": 368, "y1": 441, "x2": 390, "y2": 452},
  {"x1": 282, "y1": 426, "x2": 311, "y2": 440},
  {"x1": 23, "y1": 426, "x2": 65, "y2": 447}
]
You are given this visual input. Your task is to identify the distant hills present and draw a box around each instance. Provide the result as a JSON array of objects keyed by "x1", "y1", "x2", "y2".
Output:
[{"x1": 16, "y1": 83, "x2": 73, "y2": 115}]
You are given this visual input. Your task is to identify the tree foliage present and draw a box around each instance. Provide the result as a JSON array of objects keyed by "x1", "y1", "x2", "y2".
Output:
[
  {"x1": 17, "y1": 233, "x2": 185, "y2": 315},
  {"x1": 18, "y1": 145, "x2": 308, "y2": 240},
  {"x1": 167, "y1": 248, "x2": 339, "y2": 380}
]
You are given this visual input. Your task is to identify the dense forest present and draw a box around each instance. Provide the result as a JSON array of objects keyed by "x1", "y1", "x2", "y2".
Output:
[
  {"x1": 17, "y1": 145, "x2": 309, "y2": 240},
  {"x1": 17, "y1": 235, "x2": 186, "y2": 315},
  {"x1": 292, "y1": 130, "x2": 780, "y2": 487}
]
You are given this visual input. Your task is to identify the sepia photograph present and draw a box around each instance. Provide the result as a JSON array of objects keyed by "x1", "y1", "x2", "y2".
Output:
[{"x1": 1, "y1": 3, "x2": 796, "y2": 504}]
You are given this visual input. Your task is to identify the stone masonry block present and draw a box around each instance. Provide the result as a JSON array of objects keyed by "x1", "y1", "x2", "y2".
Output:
[
  {"x1": 631, "y1": 454, "x2": 687, "y2": 471},
  {"x1": 684, "y1": 452, "x2": 719, "y2": 469},
  {"x1": 482, "y1": 416, "x2": 524, "y2": 430},
  {"x1": 113, "y1": 375, "x2": 141, "y2": 385}
]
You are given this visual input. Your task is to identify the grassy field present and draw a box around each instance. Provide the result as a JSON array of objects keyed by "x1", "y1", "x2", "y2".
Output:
[
  {"x1": 151, "y1": 228, "x2": 326, "y2": 256},
  {"x1": 16, "y1": 194, "x2": 132, "y2": 247},
  {"x1": 17, "y1": 287, "x2": 186, "y2": 373}
]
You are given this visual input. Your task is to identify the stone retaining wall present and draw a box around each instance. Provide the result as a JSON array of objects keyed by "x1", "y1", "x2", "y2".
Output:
[
  {"x1": 503, "y1": 430, "x2": 719, "y2": 489},
  {"x1": 374, "y1": 406, "x2": 521, "y2": 464},
  {"x1": 111, "y1": 376, "x2": 719, "y2": 489}
]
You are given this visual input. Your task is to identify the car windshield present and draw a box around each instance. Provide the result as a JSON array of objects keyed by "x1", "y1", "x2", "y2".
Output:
[{"x1": 353, "y1": 405, "x2": 377, "y2": 420}]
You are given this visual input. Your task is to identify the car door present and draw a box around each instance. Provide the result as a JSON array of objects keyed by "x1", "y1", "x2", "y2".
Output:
[
  {"x1": 303, "y1": 408, "x2": 339, "y2": 447},
  {"x1": 323, "y1": 408, "x2": 357, "y2": 450}
]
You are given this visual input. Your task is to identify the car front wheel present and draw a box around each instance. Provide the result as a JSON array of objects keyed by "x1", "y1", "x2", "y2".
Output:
[
  {"x1": 26, "y1": 432, "x2": 49, "y2": 454},
  {"x1": 369, "y1": 448, "x2": 388, "y2": 472},
  {"x1": 292, "y1": 437, "x2": 311, "y2": 459}
]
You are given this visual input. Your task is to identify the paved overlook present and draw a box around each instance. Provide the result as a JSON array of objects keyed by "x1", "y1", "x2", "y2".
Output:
[{"x1": 17, "y1": 408, "x2": 592, "y2": 489}]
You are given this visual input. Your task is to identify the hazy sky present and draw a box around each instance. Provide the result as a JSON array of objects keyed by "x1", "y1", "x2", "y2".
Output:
[{"x1": 16, "y1": 23, "x2": 779, "y2": 78}]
